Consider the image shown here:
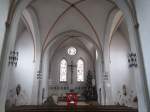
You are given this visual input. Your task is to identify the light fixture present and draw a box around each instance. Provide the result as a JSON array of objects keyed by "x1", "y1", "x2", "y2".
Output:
[
  {"x1": 128, "y1": 52, "x2": 138, "y2": 68},
  {"x1": 8, "y1": 50, "x2": 19, "y2": 67}
]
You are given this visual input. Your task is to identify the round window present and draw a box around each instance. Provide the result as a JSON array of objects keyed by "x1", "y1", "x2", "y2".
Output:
[{"x1": 67, "y1": 47, "x2": 77, "y2": 55}]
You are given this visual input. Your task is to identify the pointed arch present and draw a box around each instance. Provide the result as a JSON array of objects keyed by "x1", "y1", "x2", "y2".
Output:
[
  {"x1": 60, "y1": 58, "x2": 67, "y2": 82},
  {"x1": 77, "y1": 59, "x2": 84, "y2": 82}
]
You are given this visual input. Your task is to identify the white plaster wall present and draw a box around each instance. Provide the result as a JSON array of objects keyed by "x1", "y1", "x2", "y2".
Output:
[
  {"x1": 0, "y1": 0, "x2": 9, "y2": 60},
  {"x1": 110, "y1": 31, "x2": 137, "y2": 107},
  {"x1": 7, "y1": 30, "x2": 35, "y2": 105},
  {"x1": 134, "y1": 0, "x2": 150, "y2": 96}
]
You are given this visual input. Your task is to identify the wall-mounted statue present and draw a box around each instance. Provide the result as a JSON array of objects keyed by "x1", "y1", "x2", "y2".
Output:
[
  {"x1": 122, "y1": 85, "x2": 127, "y2": 96},
  {"x1": 6, "y1": 84, "x2": 28, "y2": 107},
  {"x1": 116, "y1": 84, "x2": 138, "y2": 108},
  {"x1": 12, "y1": 84, "x2": 28, "y2": 106},
  {"x1": 116, "y1": 84, "x2": 129, "y2": 106},
  {"x1": 16, "y1": 84, "x2": 21, "y2": 96}
]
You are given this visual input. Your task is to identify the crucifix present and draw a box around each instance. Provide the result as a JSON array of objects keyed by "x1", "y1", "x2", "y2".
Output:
[{"x1": 68, "y1": 61, "x2": 77, "y2": 84}]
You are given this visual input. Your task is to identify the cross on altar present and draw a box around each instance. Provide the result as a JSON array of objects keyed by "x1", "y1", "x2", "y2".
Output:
[{"x1": 68, "y1": 61, "x2": 77, "y2": 84}]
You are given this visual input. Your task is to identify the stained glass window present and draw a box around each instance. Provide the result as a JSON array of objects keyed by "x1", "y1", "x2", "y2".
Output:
[
  {"x1": 60, "y1": 59, "x2": 67, "y2": 82},
  {"x1": 96, "y1": 50, "x2": 98, "y2": 60},
  {"x1": 77, "y1": 59, "x2": 84, "y2": 82},
  {"x1": 67, "y1": 47, "x2": 77, "y2": 55}
]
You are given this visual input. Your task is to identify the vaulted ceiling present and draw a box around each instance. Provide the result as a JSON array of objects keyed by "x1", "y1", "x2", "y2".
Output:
[
  {"x1": 16, "y1": 0, "x2": 129, "y2": 58},
  {"x1": 25, "y1": 0, "x2": 119, "y2": 49}
]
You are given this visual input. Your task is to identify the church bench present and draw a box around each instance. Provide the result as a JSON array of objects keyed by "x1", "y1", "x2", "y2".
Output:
[{"x1": 6, "y1": 105, "x2": 138, "y2": 112}]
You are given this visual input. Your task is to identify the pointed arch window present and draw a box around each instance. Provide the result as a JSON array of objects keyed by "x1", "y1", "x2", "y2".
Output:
[
  {"x1": 77, "y1": 59, "x2": 84, "y2": 82},
  {"x1": 60, "y1": 59, "x2": 67, "y2": 82},
  {"x1": 96, "y1": 50, "x2": 98, "y2": 60}
]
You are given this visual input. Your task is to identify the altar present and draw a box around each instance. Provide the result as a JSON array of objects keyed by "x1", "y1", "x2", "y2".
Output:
[
  {"x1": 57, "y1": 101, "x2": 89, "y2": 106},
  {"x1": 57, "y1": 92, "x2": 87, "y2": 106},
  {"x1": 57, "y1": 92, "x2": 97, "y2": 106}
]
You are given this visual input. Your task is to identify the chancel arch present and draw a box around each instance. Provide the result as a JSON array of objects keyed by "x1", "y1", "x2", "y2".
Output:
[
  {"x1": 76, "y1": 58, "x2": 84, "y2": 82},
  {"x1": 43, "y1": 31, "x2": 99, "y2": 101},
  {"x1": 59, "y1": 58, "x2": 68, "y2": 82},
  {"x1": 40, "y1": 30, "x2": 102, "y2": 104}
]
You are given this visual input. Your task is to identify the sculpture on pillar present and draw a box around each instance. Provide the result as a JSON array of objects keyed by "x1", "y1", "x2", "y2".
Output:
[
  {"x1": 116, "y1": 84, "x2": 138, "y2": 107},
  {"x1": 5, "y1": 84, "x2": 28, "y2": 108},
  {"x1": 13, "y1": 84, "x2": 28, "y2": 106}
]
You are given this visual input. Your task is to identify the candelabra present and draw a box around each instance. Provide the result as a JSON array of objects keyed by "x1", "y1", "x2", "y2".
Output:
[
  {"x1": 37, "y1": 70, "x2": 42, "y2": 105},
  {"x1": 128, "y1": 52, "x2": 138, "y2": 67},
  {"x1": 8, "y1": 50, "x2": 19, "y2": 67},
  {"x1": 37, "y1": 71, "x2": 42, "y2": 79}
]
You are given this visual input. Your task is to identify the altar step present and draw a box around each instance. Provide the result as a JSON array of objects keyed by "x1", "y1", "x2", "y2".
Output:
[{"x1": 7, "y1": 105, "x2": 138, "y2": 112}]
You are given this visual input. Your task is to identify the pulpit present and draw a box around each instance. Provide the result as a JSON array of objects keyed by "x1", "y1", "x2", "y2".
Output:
[{"x1": 66, "y1": 92, "x2": 78, "y2": 111}]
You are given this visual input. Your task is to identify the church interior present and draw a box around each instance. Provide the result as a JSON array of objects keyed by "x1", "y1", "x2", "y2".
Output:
[{"x1": 0, "y1": 0, "x2": 150, "y2": 112}]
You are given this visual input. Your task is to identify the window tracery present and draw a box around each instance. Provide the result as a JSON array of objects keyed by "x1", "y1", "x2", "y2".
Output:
[
  {"x1": 77, "y1": 59, "x2": 84, "y2": 82},
  {"x1": 60, "y1": 59, "x2": 67, "y2": 82}
]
